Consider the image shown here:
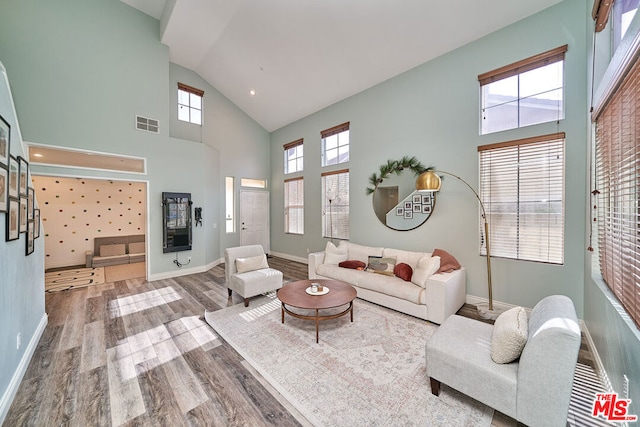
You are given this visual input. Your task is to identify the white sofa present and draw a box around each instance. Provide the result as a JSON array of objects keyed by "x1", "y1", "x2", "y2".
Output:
[{"x1": 308, "y1": 242, "x2": 466, "y2": 324}]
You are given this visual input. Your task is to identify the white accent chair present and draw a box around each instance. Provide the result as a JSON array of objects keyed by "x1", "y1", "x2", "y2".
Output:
[
  {"x1": 224, "y1": 245, "x2": 283, "y2": 307},
  {"x1": 425, "y1": 295, "x2": 581, "y2": 427}
]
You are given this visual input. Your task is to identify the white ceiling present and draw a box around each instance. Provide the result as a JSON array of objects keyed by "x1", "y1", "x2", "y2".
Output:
[{"x1": 122, "y1": 0, "x2": 563, "y2": 132}]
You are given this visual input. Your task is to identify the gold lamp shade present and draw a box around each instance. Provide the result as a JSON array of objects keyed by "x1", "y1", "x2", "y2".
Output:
[{"x1": 415, "y1": 170, "x2": 442, "y2": 192}]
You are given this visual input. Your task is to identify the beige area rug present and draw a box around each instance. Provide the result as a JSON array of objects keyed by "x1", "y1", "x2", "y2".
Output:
[
  {"x1": 205, "y1": 295, "x2": 493, "y2": 426},
  {"x1": 104, "y1": 262, "x2": 146, "y2": 283},
  {"x1": 45, "y1": 267, "x2": 105, "y2": 292}
]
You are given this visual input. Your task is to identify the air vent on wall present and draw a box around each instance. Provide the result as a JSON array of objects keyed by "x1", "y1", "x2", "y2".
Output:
[{"x1": 136, "y1": 115, "x2": 159, "y2": 133}]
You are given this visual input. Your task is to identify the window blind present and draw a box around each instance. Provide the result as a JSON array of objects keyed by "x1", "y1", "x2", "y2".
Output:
[
  {"x1": 283, "y1": 138, "x2": 303, "y2": 151},
  {"x1": 177, "y1": 82, "x2": 204, "y2": 97},
  {"x1": 479, "y1": 133, "x2": 565, "y2": 264},
  {"x1": 321, "y1": 169, "x2": 349, "y2": 240},
  {"x1": 284, "y1": 177, "x2": 304, "y2": 234},
  {"x1": 478, "y1": 45, "x2": 568, "y2": 86},
  {"x1": 320, "y1": 122, "x2": 350, "y2": 139},
  {"x1": 595, "y1": 52, "x2": 640, "y2": 329}
]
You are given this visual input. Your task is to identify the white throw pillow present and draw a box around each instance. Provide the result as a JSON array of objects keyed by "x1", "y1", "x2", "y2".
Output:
[
  {"x1": 324, "y1": 241, "x2": 348, "y2": 265},
  {"x1": 236, "y1": 254, "x2": 269, "y2": 273},
  {"x1": 491, "y1": 306, "x2": 529, "y2": 364},
  {"x1": 411, "y1": 256, "x2": 440, "y2": 288}
]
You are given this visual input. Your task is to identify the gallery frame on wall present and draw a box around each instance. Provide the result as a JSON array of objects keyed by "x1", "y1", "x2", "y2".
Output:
[
  {"x1": 0, "y1": 166, "x2": 7, "y2": 213},
  {"x1": 6, "y1": 197, "x2": 19, "y2": 241},
  {"x1": 26, "y1": 219, "x2": 34, "y2": 255},
  {"x1": 34, "y1": 208, "x2": 40, "y2": 239},
  {"x1": 0, "y1": 114, "x2": 9, "y2": 167},
  {"x1": 27, "y1": 187, "x2": 34, "y2": 220},
  {"x1": 19, "y1": 196, "x2": 27, "y2": 233},
  {"x1": 18, "y1": 156, "x2": 28, "y2": 197},
  {"x1": 8, "y1": 155, "x2": 18, "y2": 199}
]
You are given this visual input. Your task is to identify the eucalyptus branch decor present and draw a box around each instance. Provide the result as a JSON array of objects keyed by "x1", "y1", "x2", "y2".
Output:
[{"x1": 366, "y1": 156, "x2": 434, "y2": 194}]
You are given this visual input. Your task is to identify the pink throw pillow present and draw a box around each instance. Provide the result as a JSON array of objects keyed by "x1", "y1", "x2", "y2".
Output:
[
  {"x1": 432, "y1": 248, "x2": 461, "y2": 273},
  {"x1": 394, "y1": 263, "x2": 413, "y2": 282}
]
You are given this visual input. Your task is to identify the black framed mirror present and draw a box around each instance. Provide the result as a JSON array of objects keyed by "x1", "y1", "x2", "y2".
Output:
[{"x1": 162, "y1": 192, "x2": 192, "y2": 253}]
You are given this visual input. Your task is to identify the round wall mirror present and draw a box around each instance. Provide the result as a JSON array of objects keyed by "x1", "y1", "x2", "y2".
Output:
[{"x1": 372, "y1": 171, "x2": 436, "y2": 231}]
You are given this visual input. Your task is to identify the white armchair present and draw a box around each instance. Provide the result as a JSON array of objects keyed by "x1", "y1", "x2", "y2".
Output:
[{"x1": 224, "y1": 245, "x2": 283, "y2": 307}]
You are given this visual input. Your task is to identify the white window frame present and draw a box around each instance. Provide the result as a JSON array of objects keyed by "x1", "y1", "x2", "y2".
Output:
[
  {"x1": 479, "y1": 133, "x2": 565, "y2": 264},
  {"x1": 321, "y1": 122, "x2": 350, "y2": 167},
  {"x1": 479, "y1": 46, "x2": 567, "y2": 135},
  {"x1": 178, "y1": 83, "x2": 203, "y2": 126},
  {"x1": 321, "y1": 169, "x2": 349, "y2": 240},
  {"x1": 284, "y1": 139, "x2": 303, "y2": 174},
  {"x1": 284, "y1": 177, "x2": 304, "y2": 235}
]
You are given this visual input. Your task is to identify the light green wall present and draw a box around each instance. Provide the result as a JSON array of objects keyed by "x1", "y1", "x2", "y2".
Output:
[
  {"x1": 0, "y1": 63, "x2": 46, "y2": 422},
  {"x1": 271, "y1": 0, "x2": 589, "y2": 315},
  {"x1": 585, "y1": 1, "x2": 640, "y2": 416},
  {"x1": 0, "y1": 0, "x2": 269, "y2": 415}
]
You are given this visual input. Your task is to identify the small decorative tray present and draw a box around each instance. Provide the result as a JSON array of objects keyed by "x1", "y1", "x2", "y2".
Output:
[{"x1": 305, "y1": 285, "x2": 330, "y2": 296}]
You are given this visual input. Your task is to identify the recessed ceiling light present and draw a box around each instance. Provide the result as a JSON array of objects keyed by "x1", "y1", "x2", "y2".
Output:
[
  {"x1": 33, "y1": 153, "x2": 43, "y2": 158},
  {"x1": 249, "y1": 89, "x2": 256, "y2": 96}
]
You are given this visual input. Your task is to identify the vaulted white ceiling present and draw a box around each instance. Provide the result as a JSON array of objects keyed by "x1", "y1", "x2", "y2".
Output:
[{"x1": 122, "y1": 0, "x2": 563, "y2": 132}]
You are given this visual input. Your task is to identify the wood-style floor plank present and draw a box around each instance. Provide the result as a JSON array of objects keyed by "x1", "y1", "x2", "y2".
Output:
[{"x1": 4, "y1": 256, "x2": 596, "y2": 427}]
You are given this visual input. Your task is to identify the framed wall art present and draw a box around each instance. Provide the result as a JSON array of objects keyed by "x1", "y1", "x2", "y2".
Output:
[
  {"x1": 18, "y1": 156, "x2": 28, "y2": 197},
  {"x1": 34, "y1": 208, "x2": 40, "y2": 239},
  {"x1": 27, "y1": 187, "x2": 34, "y2": 220},
  {"x1": 0, "y1": 114, "x2": 8, "y2": 167},
  {"x1": 0, "y1": 166, "x2": 7, "y2": 212},
  {"x1": 26, "y1": 219, "x2": 34, "y2": 255},
  {"x1": 19, "y1": 196, "x2": 27, "y2": 233},
  {"x1": 6, "y1": 197, "x2": 19, "y2": 241},
  {"x1": 8, "y1": 155, "x2": 18, "y2": 199}
]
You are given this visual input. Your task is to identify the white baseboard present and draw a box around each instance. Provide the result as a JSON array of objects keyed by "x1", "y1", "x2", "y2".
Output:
[
  {"x1": 269, "y1": 251, "x2": 308, "y2": 264},
  {"x1": 581, "y1": 322, "x2": 613, "y2": 393},
  {"x1": 0, "y1": 313, "x2": 48, "y2": 425},
  {"x1": 465, "y1": 295, "x2": 521, "y2": 311}
]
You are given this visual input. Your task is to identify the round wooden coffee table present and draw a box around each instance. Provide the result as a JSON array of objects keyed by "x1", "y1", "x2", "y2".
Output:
[{"x1": 277, "y1": 279, "x2": 357, "y2": 343}]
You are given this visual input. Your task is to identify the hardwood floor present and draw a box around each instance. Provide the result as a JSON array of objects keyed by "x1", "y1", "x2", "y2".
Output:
[
  {"x1": 5, "y1": 260, "x2": 302, "y2": 426},
  {"x1": 5, "y1": 256, "x2": 599, "y2": 426}
]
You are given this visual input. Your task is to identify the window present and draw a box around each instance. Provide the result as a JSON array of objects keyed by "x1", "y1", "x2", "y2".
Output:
[
  {"x1": 321, "y1": 169, "x2": 349, "y2": 240},
  {"x1": 284, "y1": 139, "x2": 303, "y2": 174},
  {"x1": 178, "y1": 83, "x2": 203, "y2": 125},
  {"x1": 594, "y1": 51, "x2": 640, "y2": 328},
  {"x1": 225, "y1": 176, "x2": 234, "y2": 233},
  {"x1": 479, "y1": 133, "x2": 565, "y2": 264},
  {"x1": 240, "y1": 178, "x2": 267, "y2": 188},
  {"x1": 284, "y1": 177, "x2": 304, "y2": 234},
  {"x1": 613, "y1": 0, "x2": 640, "y2": 50},
  {"x1": 321, "y1": 122, "x2": 349, "y2": 166},
  {"x1": 479, "y1": 46, "x2": 567, "y2": 135}
]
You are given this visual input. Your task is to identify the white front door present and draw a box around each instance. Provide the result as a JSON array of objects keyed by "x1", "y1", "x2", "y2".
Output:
[{"x1": 240, "y1": 190, "x2": 270, "y2": 253}]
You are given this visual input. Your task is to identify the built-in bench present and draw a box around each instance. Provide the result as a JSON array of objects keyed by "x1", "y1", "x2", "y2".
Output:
[{"x1": 85, "y1": 234, "x2": 146, "y2": 268}]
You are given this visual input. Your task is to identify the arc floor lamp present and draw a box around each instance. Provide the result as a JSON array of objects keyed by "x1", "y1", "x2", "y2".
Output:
[{"x1": 415, "y1": 170, "x2": 494, "y2": 311}]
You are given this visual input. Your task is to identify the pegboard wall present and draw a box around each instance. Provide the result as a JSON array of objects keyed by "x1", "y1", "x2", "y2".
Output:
[{"x1": 32, "y1": 176, "x2": 147, "y2": 269}]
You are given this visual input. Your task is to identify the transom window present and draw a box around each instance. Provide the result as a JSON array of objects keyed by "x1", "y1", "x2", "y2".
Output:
[
  {"x1": 284, "y1": 139, "x2": 303, "y2": 174},
  {"x1": 284, "y1": 177, "x2": 304, "y2": 235},
  {"x1": 178, "y1": 83, "x2": 203, "y2": 125},
  {"x1": 479, "y1": 133, "x2": 565, "y2": 264},
  {"x1": 321, "y1": 122, "x2": 350, "y2": 166},
  {"x1": 479, "y1": 46, "x2": 567, "y2": 135}
]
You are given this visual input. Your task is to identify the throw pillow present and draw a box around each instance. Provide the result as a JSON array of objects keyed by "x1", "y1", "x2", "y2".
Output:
[
  {"x1": 339, "y1": 260, "x2": 366, "y2": 270},
  {"x1": 367, "y1": 256, "x2": 397, "y2": 276},
  {"x1": 432, "y1": 248, "x2": 461, "y2": 273},
  {"x1": 236, "y1": 254, "x2": 269, "y2": 273},
  {"x1": 394, "y1": 263, "x2": 413, "y2": 282},
  {"x1": 411, "y1": 255, "x2": 440, "y2": 288},
  {"x1": 491, "y1": 306, "x2": 529, "y2": 364},
  {"x1": 324, "y1": 241, "x2": 348, "y2": 265}
]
